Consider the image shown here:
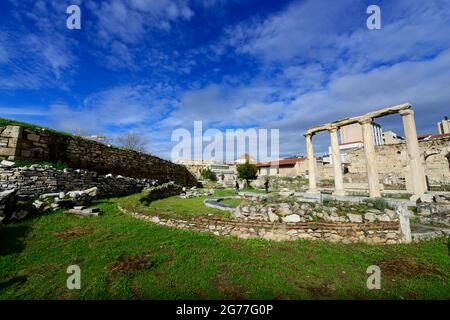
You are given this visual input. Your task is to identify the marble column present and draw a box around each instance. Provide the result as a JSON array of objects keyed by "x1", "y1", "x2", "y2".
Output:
[
  {"x1": 305, "y1": 133, "x2": 318, "y2": 193},
  {"x1": 330, "y1": 126, "x2": 346, "y2": 196},
  {"x1": 400, "y1": 109, "x2": 427, "y2": 197},
  {"x1": 360, "y1": 117, "x2": 381, "y2": 198}
]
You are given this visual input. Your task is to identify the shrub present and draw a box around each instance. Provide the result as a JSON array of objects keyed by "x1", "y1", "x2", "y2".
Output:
[
  {"x1": 200, "y1": 168, "x2": 217, "y2": 181},
  {"x1": 139, "y1": 182, "x2": 183, "y2": 206},
  {"x1": 364, "y1": 197, "x2": 390, "y2": 211},
  {"x1": 236, "y1": 160, "x2": 258, "y2": 187}
]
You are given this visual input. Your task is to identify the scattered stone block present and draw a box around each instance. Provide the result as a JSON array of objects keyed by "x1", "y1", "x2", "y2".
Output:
[
  {"x1": 419, "y1": 194, "x2": 435, "y2": 203},
  {"x1": 67, "y1": 207, "x2": 101, "y2": 217},
  {"x1": 384, "y1": 209, "x2": 398, "y2": 220},
  {"x1": 40, "y1": 193, "x2": 60, "y2": 199},
  {"x1": 282, "y1": 214, "x2": 301, "y2": 223},
  {"x1": 364, "y1": 212, "x2": 377, "y2": 222},
  {"x1": 276, "y1": 207, "x2": 292, "y2": 217},
  {"x1": 0, "y1": 160, "x2": 15, "y2": 167},
  {"x1": 347, "y1": 213, "x2": 363, "y2": 223},
  {"x1": 268, "y1": 210, "x2": 280, "y2": 222}
]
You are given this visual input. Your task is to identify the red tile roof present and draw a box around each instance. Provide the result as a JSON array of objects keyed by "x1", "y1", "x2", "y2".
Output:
[
  {"x1": 418, "y1": 133, "x2": 450, "y2": 140},
  {"x1": 257, "y1": 157, "x2": 306, "y2": 168}
]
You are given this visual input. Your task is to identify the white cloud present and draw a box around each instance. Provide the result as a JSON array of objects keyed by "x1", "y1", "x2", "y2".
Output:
[
  {"x1": 49, "y1": 84, "x2": 172, "y2": 134},
  {"x1": 163, "y1": 47, "x2": 450, "y2": 157},
  {"x1": 2, "y1": 0, "x2": 450, "y2": 161},
  {"x1": 0, "y1": 46, "x2": 9, "y2": 64},
  {"x1": 269, "y1": 49, "x2": 450, "y2": 155},
  {"x1": 89, "y1": 0, "x2": 194, "y2": 45},
  {"x1": 227, "y1": 0, "x2": 450, "y2": 72},
  {"x1": 161, "y1": 82, "x2": 286, "y2": 129},
  {"x1": 0, "y1": 1, "x2": 77, "y2": 90},
  {"x1": 0, "y1": 107, "x2": 47, "y2": 116}
]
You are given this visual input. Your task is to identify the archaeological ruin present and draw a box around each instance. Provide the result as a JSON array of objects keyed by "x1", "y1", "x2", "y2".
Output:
[
  {"x1": 305, "y1": 103, "x2": 428, "y2": 199},
  {"x1": 0, "y1": 123, "x2": 197, "y2": 186},
  {"x1": 1, "y1": 114, "x2": 449, "y2": 245}
]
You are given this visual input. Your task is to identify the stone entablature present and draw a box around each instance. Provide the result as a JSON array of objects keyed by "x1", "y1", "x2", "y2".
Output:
[
  {"x1": 0, "y1": 125, "x2": 197, "y2": 186},
  {"x1": 118, "y1": 205, "x2": 403, "y2": 244}
]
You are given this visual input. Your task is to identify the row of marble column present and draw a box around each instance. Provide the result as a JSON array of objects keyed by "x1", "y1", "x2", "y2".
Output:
[{"x1": 305, "y1": 109, "x2": 427, "y2": 198}]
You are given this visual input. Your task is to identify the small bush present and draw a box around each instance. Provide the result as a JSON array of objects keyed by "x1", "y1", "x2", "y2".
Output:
[
  {"x1": 200, "y1": 168, "x2": 217, "y2": 181},
  {"x1": 236, "y1": 160, "x2": 258, "y2": 187},
  {"x1": 139, "y1": 182, "x2": 183, "y2": 206},
  {"x1": 364, "y1": 197, "x2": 390, "y2": 211}
]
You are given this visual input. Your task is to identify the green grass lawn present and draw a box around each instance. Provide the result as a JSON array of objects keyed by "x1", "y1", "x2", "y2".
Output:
[
  {"x1": 213, "y1": 189, "x2": 238, "y2": 197},
  {"x1": 213, "y1": 188, "x2": 271, "y2": 196},
  {"x1": 219, "y1": 198, "x2": 243, "y2": 207},
  {"x1": 241, "y1": 188, "x2": 267, "y2": 194},
  {"x1": 0, "y1": 195, "x2": 449, "y2": 300},
  {"x1": 137, "y1": 193, "x2": 230, "y2": 218}
]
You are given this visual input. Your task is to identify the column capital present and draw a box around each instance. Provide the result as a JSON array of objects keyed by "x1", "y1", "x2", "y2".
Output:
[
  {"x1": 399, "y1": 109, "x2": 414, "y2": 117},
  {"x1": 329, "y1": 125, "x2": 339, "y2": 132},
  {"x1": 359, "y1": 117, "x2": 373, "y2": 125},
  {"x1": 304, "y1": 132, "x2": 315, "y2": 138}
]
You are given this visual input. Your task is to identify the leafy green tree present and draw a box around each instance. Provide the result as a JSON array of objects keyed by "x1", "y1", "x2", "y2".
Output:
[
  {"x1": 236, "y1": 160, "x2": 258, "y2": 188},
  {"x1": 201, "y1": 167, "x2": 217, "y2": 181}
]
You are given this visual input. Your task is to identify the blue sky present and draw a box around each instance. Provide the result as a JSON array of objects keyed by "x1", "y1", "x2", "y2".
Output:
[{"x1": 1, "y1": 0, "x2": 450, "y2": 160}]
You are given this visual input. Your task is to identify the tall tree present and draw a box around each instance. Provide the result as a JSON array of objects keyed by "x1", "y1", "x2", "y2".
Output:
[
  {"x1": 116, "y1": 132, "x2": 149, "y2": 153},
  {"x1": 236, "y1": 160, "x2": 258, "y2": 188}
]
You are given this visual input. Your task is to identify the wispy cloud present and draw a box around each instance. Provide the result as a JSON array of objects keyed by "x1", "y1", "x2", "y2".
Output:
[
  {"x1": 0, "y1": 1, "x2": 77, "y2": 90},
  {"x1": 0, "y1": 106, "x2": 48, "y2": 116},
  {"x1": 49, "y1": 84, "x2": 173, "y2": 134}
]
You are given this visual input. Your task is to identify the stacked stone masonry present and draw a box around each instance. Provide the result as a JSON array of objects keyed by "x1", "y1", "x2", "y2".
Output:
[
  {"x1": 119, "y1": 206, "x2": 403, "y2": 244},
  {"x1": 0, "y1": 165, "x2": 150, "y2": 199},
  {"x1": 0, "y1": 125, "x2": 197, "y2": 186},
  {"x1": 345, "y1": 137, "x2": 450, "y2": 187}
]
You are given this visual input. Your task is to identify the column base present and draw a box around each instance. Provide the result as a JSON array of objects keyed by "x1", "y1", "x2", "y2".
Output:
[
  {"x1": 332, "y1": 190, "x2": 346, "y2": 197},
  {"x1": 306, "y1": 189, "x2": 320, "y2": 194},
  {"x1": 368, "y1": 191, "x2": 382, "y2": 198}
]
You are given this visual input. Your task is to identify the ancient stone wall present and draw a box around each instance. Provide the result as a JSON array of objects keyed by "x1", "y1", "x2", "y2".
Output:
[
  {"x1": 0, "y1": 165, "x2": 151, "y2": 199},
  {"x1": 317, "y1": 163, "x2": 335, "y2": 180},
  {"x1": 119, "y1": 205, "x2": 402, "y2": 244},
  {"x1": 0, "y1": 125, "x2": 197, "y2": 186},
  {"x1": 285, "y1": 137, "x2": 449, "y2": 188},
  {"x1": 345, "y1": 137, "x2": 450, "y2": 187}
]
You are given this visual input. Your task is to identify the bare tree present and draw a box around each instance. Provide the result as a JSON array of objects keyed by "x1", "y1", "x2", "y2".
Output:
[{"x1": 116, "y1": 132, "x2": 149, "y2": 153}]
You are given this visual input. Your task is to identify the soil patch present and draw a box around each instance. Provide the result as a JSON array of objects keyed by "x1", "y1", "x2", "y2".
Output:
[
  {"x1": 106, "y1": 253, "x2": 158, "y2": 274},
  {"x1": 212, "y1": 266, "x2": 248, "y2": 299},
  {"x1": 305, "y1": 281, "x2": 336, "y2": 298},
  {"x1": 53, "y1": 227, "x2": 88, "y2": 239},
  {"x1": 378, "y1": 258, "x2": 442, "y2": 277}
]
